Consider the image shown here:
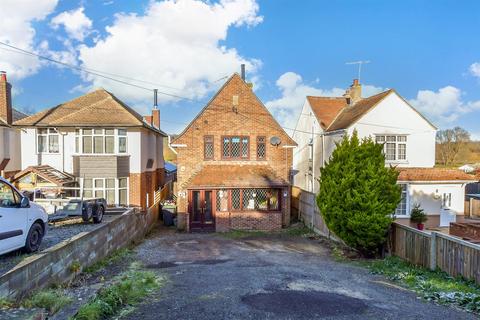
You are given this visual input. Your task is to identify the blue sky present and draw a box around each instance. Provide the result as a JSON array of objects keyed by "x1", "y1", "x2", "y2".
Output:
[{"x1": 1, "y1": 0, "x2": 480, "y2": 138}]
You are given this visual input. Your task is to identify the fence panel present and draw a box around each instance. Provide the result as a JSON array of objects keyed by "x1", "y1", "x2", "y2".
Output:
[
  {"x1": 392, "y1": 223, "x2": 431, "y2": 268},
  {"x1": 291, "y1": 186, "x2": 333, "y2": 239},
  {"x1": 391, "y1": 222, "x2": 480, "y2": 284}
]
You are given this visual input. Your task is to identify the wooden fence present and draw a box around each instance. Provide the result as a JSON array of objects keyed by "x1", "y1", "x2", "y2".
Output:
[
  {"x1": 291, "y1": 186, "x2": 336, "y2": 240},
  {"x1": 392, "y1": 222, "x2": 480, "y2": 284}
]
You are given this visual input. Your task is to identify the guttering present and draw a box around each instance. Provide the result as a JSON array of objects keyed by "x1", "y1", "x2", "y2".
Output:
[
  {"x1": 281, "y1": 145, "x2": 296, "y2": 149},
  {"x1": 171, "y1": 143, "x2": 187, "y2": 148},
  {"x1": 323, "y1": 129, "x2": 346, "y2": 136},
  {"x1": 398, "y1": 180, "x2": 476, "y2": 184}
]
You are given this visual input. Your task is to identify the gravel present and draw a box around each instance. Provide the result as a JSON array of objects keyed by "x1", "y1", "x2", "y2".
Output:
[{"x1": 0, "y1": 215, "x2": 117, "y2": 276}]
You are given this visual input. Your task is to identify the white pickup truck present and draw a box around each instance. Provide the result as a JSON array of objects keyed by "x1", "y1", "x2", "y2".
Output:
[{"x1": 0, "y1": 177, "x2": 48, "y2": 256}]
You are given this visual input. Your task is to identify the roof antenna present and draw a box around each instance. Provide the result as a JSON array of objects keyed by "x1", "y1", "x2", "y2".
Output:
[
  {"x1": 153, "y1": 89, "x2": 158, "y2": 109},
  {"x1": 345, "y1": 60, "x2": 370, "y2": 83}
]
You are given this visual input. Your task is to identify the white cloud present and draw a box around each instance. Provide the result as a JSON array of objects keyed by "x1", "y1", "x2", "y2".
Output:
[
  {"x1": 409, "y1": 86, "x2": 480, "y2": 126},
  {"x1": 78, "y1": 0, "x2": 263, "y2": 108},
  {"x1": 0, "y1": 0, "x2": 58, "y2": 79},
  {"x1": 469, "y1": 62, "x2": 480, "y2": 78},
  {"x1": 51, "y1": 7, "x2": 93, "y2": 41},
  {"x1": 265, "y1": 72, "x2": 383, "y2": 130}
]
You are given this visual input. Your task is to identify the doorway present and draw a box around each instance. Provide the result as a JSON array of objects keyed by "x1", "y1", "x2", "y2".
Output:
[{"x1": 189, "y1": 190, "x2": 215, "y2": 232}]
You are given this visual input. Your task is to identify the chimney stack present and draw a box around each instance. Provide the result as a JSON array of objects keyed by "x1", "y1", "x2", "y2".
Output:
[
  {"x1": 348, "y1": 79, "x2": 362, "y2": 105},
  {"x1": 152, "y1": 109, "x2": 160, "y2": 129},
  {"x1": 241, "y1": 64, "x2": 246, "y2": 81},
  {"x1": 0, "y1": 71, "x2": 12, "y2": 124}
]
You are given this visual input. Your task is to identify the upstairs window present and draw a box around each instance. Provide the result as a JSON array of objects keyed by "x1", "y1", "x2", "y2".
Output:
[
  {"x1": 204, "y1": 135, "x2": 214, "y2": 159},
  {"x1": 222, "y1": 136, "x2": 249, "y2": 159},
  {"x1": 77, "y1": 128, "x2": 126, "y2": 154},
  {"x1": 37, "y1": 128, "x2": 59, "y2": 153},
  {"x1": 257, "y1": 136, "x2": 266, "y2": 159},
  {"x1": 376, "y1": 135, "x2": 407, "y2": 161}
]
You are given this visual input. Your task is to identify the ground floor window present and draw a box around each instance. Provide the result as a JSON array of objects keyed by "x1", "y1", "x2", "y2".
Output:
[
  {"x1": 82, "y1": 177, "x2": 129, "y2": 206},
  {"x1": 215, "y1": 188, "x2": 281, "y2": 212},
  {"x1": 395, "y1": 184, "x2": 408, "y2": 216}
]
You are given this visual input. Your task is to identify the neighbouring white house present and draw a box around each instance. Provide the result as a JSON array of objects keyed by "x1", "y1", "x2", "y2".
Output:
[
  {"x1": 13, "y1": 89, "x2": 167, "y2": 209},
  {"x1": 293, "y1": 79, "x2": 477, "y2": 228},
  {"x1": 0, "y1": 71, "x2": 27, "y2": 177}
]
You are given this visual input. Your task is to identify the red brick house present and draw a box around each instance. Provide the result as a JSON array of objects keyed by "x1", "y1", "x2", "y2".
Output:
[{"x1": 172, "y1": 73, "x2": 296, "y2": 232}]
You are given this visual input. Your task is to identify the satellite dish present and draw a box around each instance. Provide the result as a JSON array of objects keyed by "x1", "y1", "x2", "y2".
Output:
[{"x1": 270, "y1": 136, "x2": 281, "y2": 146}]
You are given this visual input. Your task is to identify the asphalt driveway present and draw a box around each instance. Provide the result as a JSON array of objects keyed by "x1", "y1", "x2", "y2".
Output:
[{"x1": 124, "y1": 229, "x2": 476, "y2": 320}]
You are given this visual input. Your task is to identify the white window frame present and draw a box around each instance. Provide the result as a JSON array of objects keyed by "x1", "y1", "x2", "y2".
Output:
[
  {"x1": 75, "y1": 128, "x2": 127, "y2": 155},
  {"x1": 375, "y1": 134, "x2": 408, "y2": 162},
  {"x1": 81, "y1": 177, "x2": 129, "y2": 207},
  {"x1": 37, "y1": 128, "x2": 59, "y2": 154},
  {"x1": 395, "y1": 183, "x2": 410, "y2": 217}
]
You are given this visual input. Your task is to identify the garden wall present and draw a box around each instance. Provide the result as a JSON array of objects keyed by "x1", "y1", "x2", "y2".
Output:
[{"x1": 0, "y1": 204, "x2": 160, "y2": 300}]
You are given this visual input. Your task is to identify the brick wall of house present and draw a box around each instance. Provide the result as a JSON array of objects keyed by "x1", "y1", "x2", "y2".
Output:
[
  {"x1": 174, "y1": 74, "x2": 295, "y2": 231},
  {"x1": 129, "y1": 168, "x2": 165, "y2": 209}
]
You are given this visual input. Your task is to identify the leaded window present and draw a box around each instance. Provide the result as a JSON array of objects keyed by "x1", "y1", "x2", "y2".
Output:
[
  {"x1": 204, "y1": 136, "x2": 214, "y2": 159},
  {"x1": 222, "y1": 136, "x2": 249, "y2": 159},
  {"x1": 257, "y1": 136, "x2": 266, "y2": 159},
  {"x1": 218, "y1": 188, "x2": 281, "y2": 212},
  {"x1": 231, "y1": 189, "x2": 241, "y2": 210},
  {"x1": 216, "y1": 189, "x2": 228, "y2": 211}
]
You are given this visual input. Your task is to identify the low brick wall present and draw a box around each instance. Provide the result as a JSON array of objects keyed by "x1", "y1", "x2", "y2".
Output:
[
  {"x1": 450, "y1": 222, "x2": 480, "y2": 241},
  {"x1": 216, "y1": 211, "x2": 282, "y2": 232},
  {"x1": 0, "y1": 205, "x2": 160, "y2": 300}
]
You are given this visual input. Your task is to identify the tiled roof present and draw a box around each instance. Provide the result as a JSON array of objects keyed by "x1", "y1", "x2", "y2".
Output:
[
  {"x1": 188, "y1": 164, "x2": 289, "y2": 188},
  {"x1": 396, "y1": 167, "x2": 477, "y2": 182},
  {"x1": 306, "y1": 96, "x2": 347, "y2": 130},
  {"x1": 12, "y1": 165, "x2": 76, "y2": 186},
  {"x1": 0, "y1": 108, "x2": 26, "y2": 127},
  {"x1": 13, "y1": 89, "x2": 166, "y2": 136},
  {"x1": 327, "y1": 90, "x2": 393, "y2": 131}
]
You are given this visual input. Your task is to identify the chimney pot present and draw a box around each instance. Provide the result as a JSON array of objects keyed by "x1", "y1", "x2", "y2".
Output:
[
  {"x1": 0, "y1": 71, "x2": 6, "y2": 82},
  {"x1": 353, "y1": 79, "x2": 359, "y2": 86},
  {"x1": 241, "y1": 64, "x2": 246, "y2": 81}
]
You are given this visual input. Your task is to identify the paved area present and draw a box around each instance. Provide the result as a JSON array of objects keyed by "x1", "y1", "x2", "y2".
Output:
[{"x1": 123, "y1": 230, "x2": 476, "y2": 320}]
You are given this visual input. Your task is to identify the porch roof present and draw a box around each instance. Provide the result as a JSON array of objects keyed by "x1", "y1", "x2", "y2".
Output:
[
  {"x1": 396, "y1": 167, "x2": 477, "y2": 183},
  {"x1": 188, "y1": 165, "x2": 289, "y2": 188},
  {"x1": 12, "y1": 165, "x2": 76, "y2": 186}
]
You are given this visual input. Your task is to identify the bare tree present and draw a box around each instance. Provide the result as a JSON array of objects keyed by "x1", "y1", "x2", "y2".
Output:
[{"x1": 436, "y1": 127, "x2": 470, "y2": 166}]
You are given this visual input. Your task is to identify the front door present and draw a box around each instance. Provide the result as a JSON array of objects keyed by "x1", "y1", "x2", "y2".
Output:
[{"x1": 190, "y1": 190, "x2": 215, "y2": 231}]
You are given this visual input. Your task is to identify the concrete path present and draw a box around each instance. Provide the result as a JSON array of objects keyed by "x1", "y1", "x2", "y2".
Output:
[{"x1": 123, "y1": 230, "x2": 476, "y2": 320}]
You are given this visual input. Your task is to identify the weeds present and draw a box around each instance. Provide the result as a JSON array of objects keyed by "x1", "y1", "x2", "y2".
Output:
[
  {"x1": 84, "y1": 248, "x2": 133, "y2": 274},
  {"x1": 219, "y1": 230, "x2": 267, "y2": 239},
  {"x1": 362, "y1": 256, "x2": 480, "y2": 314},
  {"x1": 74, "y1": 266, "x2": 163, "y2": 320},
  {"x1": 0, "y1": 297, "x2": 14, "y2": 309},
  {"x1": 21, "y1": 289, "x2": 72, "y2": 315}
]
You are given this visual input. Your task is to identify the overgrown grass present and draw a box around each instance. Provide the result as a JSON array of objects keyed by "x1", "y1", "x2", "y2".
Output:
[
  {"x1": 21, "y1": 289, "x2": 72, "y2": 315},
  {"x1": 84, "y1": 248, "x2": 133, "y2": 274},
  {"x1": 0, "y1": 297, "x2": 14, "y2": 309},
  {"x1": 362, "y1": 256, "x2": 480, "y2": 314},
  {"x1": 74, "y1": 266, "x2": 163, "y2": 320}
]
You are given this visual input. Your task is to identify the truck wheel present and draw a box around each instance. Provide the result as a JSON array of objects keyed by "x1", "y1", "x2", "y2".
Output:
[
  {"x1": 24, "y1": 223, "x2": 44, "y2": 253},
  {"x1": 82, "y1": 204, "x2": 93, "y2": 222},
  {"x1": 93, "y1": 205, "x2": 104, "y2": 224}
]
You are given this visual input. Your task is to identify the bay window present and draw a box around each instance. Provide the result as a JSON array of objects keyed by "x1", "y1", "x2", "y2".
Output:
[
  {"x1": 215, "y1": 188, "x2": 281, "y2": 212},
  {"x1": 37, "y1": 128, "x2": 59, "y2": 153}
]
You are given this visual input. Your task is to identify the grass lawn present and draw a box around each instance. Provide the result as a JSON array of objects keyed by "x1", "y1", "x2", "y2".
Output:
[{"x1": 360, "y1": 256, "x2": 480, "y2": 314}]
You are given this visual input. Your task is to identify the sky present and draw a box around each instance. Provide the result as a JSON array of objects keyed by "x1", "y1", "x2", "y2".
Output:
[{"x1": 1, "y1": 0, "x2": 480, "y2": 139}]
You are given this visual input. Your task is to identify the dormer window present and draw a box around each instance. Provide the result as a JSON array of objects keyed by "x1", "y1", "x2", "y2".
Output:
[{"x1": 376, "y1": 135, "x2": 407, "y2": 161}]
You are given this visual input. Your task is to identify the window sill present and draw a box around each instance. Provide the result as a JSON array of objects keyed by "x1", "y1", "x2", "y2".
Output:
[
  {"x1": 386, "y1": 160, "x2": 409, "y2": 165},
  {"x1": 73, "y1": 153, "x2": 129, "y2": 156}
]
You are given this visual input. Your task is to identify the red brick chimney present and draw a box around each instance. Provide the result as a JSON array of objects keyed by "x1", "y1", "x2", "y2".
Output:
[
  {"x1": 152, "y1": 109, "x2": 160, "y2": 129},
  {"x1": 0, "y1": 71, "x2": 12, "y2": 124},
  {"x1": 144, "y1": 115, "x2": 153, "y2": 126},
  {"x1": 349, "y1": 79, "x2": 362, "y2": 105}
]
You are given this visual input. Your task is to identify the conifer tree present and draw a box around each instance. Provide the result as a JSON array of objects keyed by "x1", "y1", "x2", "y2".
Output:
[{"x1": 316, "y1": 131, "x2": 401, "y2": 256}]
